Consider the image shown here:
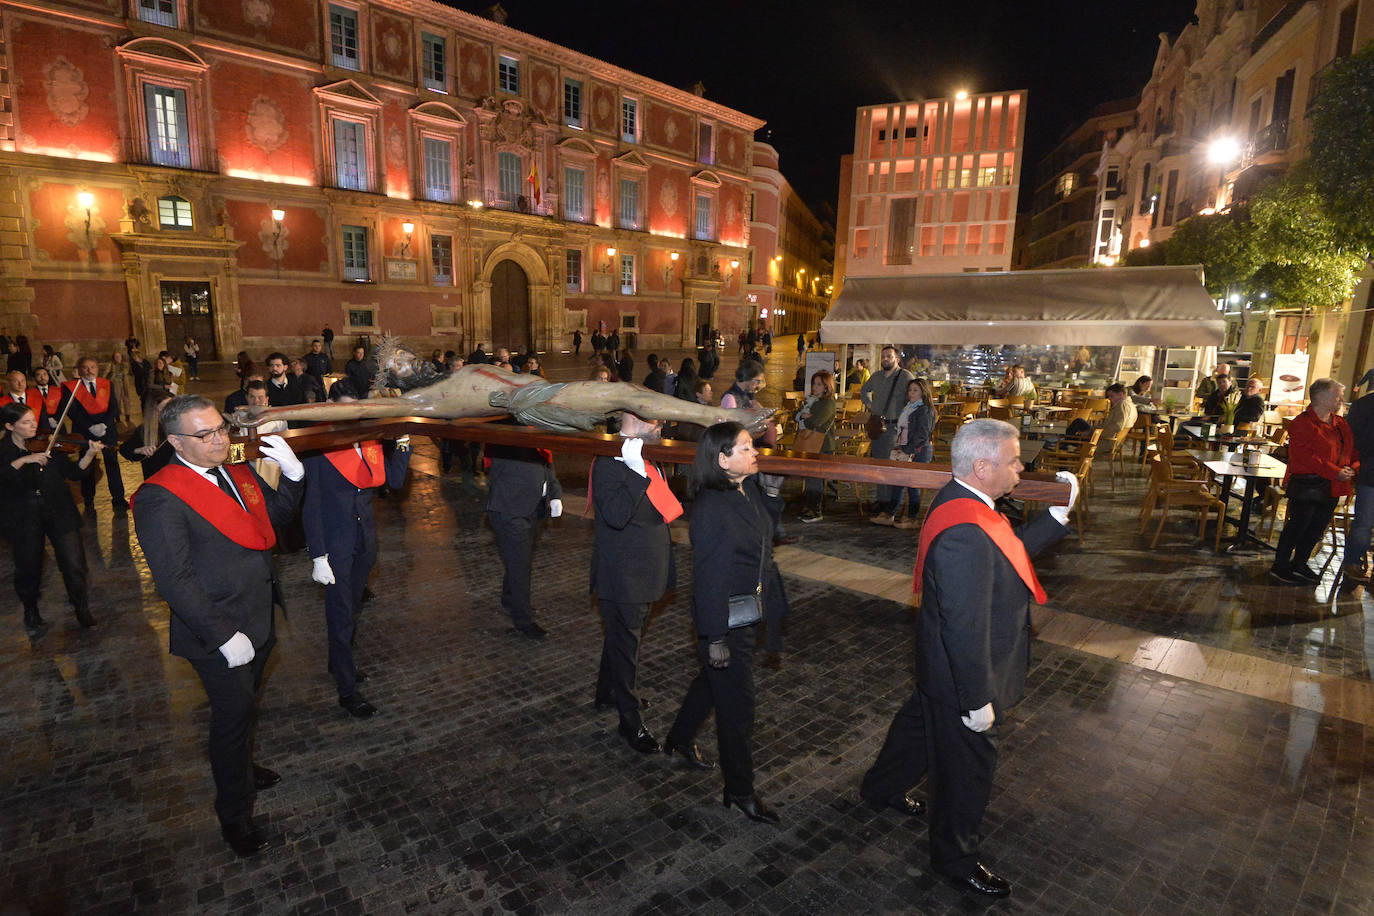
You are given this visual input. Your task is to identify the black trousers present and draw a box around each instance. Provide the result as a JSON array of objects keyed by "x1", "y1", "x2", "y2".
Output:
[
  {"x1": 80, "y1": 445, "x2": 125, "y2": 505},
  {"x1": 489, "y1": 510, "x2": 541, "y2": 629},
  {"x1": 12, "y1": 517, "x2": 87, "y2": 611},
  {"x1": 861, "y1": 688, "x2": 997, "y2": 879},
  {"x1": 187, "y1": 633, "x2": 275, "y2": 828},
  {"x1": 1274, "y1": 495, "x2": 1338, "y2": 571},
  {"x1": 667, "y1": 624, "x2": 758, "y2": 796},
  {"x1": 595, "y1": 599, "x2": 649, "y2": 730},
  {"x1": 324, "y1": 524, "x2": 375, "y2": 699}
]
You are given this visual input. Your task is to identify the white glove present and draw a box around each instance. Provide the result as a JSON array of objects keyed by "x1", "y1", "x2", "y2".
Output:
[
  {"x1": 259, "y1": 434, "x2": 304, "y2": 481},
  {"x1": 312, "y1": 555, "x2": 335, "y2": 585},
  {"x1": 1049, "y1": 470, "x2": 1080, "y2": 526},
  {"x1": 549, "y1": 498, "x2": 563, "y2": 518},
  {"x1": 620, "y1": 435, "x2": 647, "y2": 477},
  {"x1": 961, "y1": 702, "x2": 995, "y2": 733},
  {"x1": 218, "y1": 631, "x2": 255, "y2": 668},
  {"x1": 89, "y1": 423, "x2": 107, "y2": 438},
  {"x1": 47, "y1": 417, "x2": 58, "y2": 429}
]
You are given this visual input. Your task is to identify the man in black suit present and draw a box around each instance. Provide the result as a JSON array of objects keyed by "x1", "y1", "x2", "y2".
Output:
[
  {"x1": 62, "y1": 356, "x2": 128, "y2": 512},
  {"x1": 344, "y1": 345, "x2": 373, "y2": 394},
  {"x1": 591, "y1": 411, "x2": 680, "y2": 755},
  {"x1": 264, "y1": 352, "x2": 305, "y2": 407},
  {"x1": 484, "y1": 434, "x2": 562, "y2": 639},
  {"x1": 860, "y1": 418, "x2": 1076, "y2": 899},
  {"x1": 301, "y1": 379, "x2": 411, "y2": 718},
  {"x1": 303, "y1": 339, "x2": 332, "y2": 381},
  {"x1": 133, "y1": 395, "x2": 305, "y2": 857}
]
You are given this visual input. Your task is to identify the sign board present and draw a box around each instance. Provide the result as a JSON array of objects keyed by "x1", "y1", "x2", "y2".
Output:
[
  {"x1": 804, "y1": 351, "x2": 836, "y2": 395},
  {"x1": 385, "y1": 258, "x2": 418, "y2": 281},
  {"x1": 1270, "y1": 352, "x2": 1309, "y2": 404}
]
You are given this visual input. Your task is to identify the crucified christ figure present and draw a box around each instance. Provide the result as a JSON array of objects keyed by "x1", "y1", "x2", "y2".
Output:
[{"x1": 229, "y1": 338, "x2": 774, "y2": 435}]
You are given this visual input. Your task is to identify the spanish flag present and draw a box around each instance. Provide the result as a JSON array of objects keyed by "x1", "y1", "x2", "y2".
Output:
[{"x1": 526, "y1": 160, "x2": 541, "y2": 207}]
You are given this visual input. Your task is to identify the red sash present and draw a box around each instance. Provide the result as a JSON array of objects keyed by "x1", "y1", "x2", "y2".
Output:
[
  {"x1": 64, "y1": 378, "x2": 111, "y2": 415},
  {"x1": 0, "y1": 390, "x2": 43, "y2": 413},
  {"x1": 324, "y1": 441, "x2": 385, "y2": 488},
  {"x1": 0, "y1": 393, "x2": 15, "y2": 408},
  {"x1": 31, "y1": 386, "x2": 61, "y2": 416},
  {"x1": 585, "y1": 457, "x2": 683, "y2": 524},
  {"x1": 135, "y1": 463, "x2": 277, "y2": 550},
  {"x1": 913, "y1": 496, "x2": 1046, "y2": 604}
]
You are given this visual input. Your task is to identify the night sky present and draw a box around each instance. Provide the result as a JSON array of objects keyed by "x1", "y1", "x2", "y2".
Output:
[{"x1": 457, "y1": 0, "x2": 1200, "y2": 219}]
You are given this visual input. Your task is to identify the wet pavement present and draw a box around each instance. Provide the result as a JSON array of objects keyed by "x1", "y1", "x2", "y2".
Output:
[{"x1": 2, "y1": 349, "x2": 1373, "y2": 915}]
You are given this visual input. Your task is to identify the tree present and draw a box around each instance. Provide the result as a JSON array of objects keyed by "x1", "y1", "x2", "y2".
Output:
[{"x1": 1307, "y1": 41, "x2": 1374, "y2": 261}]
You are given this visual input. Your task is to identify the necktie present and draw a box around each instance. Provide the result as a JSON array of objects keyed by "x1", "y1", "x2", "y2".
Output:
[
  {"x1": 87, "y1": 381, "x2": 96, "y2": 397},
  {"x1": 216, "y1": 468, "x2": 246, "y2": 510}
]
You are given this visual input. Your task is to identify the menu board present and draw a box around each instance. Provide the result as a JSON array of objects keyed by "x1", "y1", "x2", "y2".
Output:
[{"x1": 1270, "y1": 353, "x2": 1309, "y2": 404}]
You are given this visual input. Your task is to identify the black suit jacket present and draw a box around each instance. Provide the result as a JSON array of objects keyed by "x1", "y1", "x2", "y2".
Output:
[
  {"x1": 302, "y1": 445, "x2": 410, "y2": 561},
  {"x1": 485, "y1": 445, "x2": 561, "y2": 517},
  {"x1": 689, "y1": 477, "x2": 776, "y2": 640},
  {"x1": 61, "y1": 380, "x2": 119, "y2": 442},
  {"x1": 590, "y1": 453, "x2": 673, "y2": 603},
  {"x1": 915, "y1": 480, "x2": 1067, "y2": 713},
  {"x1": 266, "y1": 375, "x2": 305, "y2": 407},
  {"x1": 0, "y1": 438, "x2": 90, "y2": 536},
  {"x1": 134, "y1": 461, "x2": 303, "y2": 658},
  {"x1": 224, "y1": 389, "x2": 249, "y2": 414}
]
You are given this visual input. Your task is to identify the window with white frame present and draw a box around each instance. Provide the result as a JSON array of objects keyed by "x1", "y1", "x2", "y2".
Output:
[
  {"x1": 430, "y1": 233, "x2": 453, "y2": 285},
  {"x1": 620, "y1": 253, "x2": 635, "y2": 295},
  {"x1": 698, "y1": 121, "x2": 713, "y2": 164},
  {"x1": 563, "y1": 167, "x2": 586, "y2": 221},
  {"x1": 342, "y1": 224, "x2": 370, "y2": 280},
  {"x1": 619, "y1": 178, "x2": 640, "y2": 229},
  {"x1": 137, "y1": 0, "x2": 177, "y2": 28},
  {"x1": 422, "y1": 33, "x2": 446, "y2": 92},
  {"x1": 158, "y1": 195, "x2": 193, "y2": 229},
  {"x1": 422, "y1": 136, "x2": 454, "y2": 202},
  {"x1": 694, "y1": 193, "x2": 713, "y2": 241},
  {"x1": 566, "y1": 248, "x2": 582, "y2": 292},
  {"x1": 498, "y1": 55, "x2": 520, "y2": 94},
  {"x1": 144, "y1": 84, "x2": 191, "y2": 168},
  {"x1": 332, "y1": 118, "x2": 367, "y2": 190},
  {"x1": 564, "y1": 78, "x2": 582, "y2": 128},
  {"x1": 329, "y1": 5, "x2": 360, "y2": 70},
  {"x1": 497, "y1": 151, "x2": 522, "y2": 206},
  {"x1": 621, "y1": 98, "x2": 638, "y2": 142}
]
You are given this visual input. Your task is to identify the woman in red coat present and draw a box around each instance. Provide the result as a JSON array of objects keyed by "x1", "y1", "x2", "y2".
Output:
[{"x1": 1270, "y1": 378, "x2": 1357, "y2": 584}]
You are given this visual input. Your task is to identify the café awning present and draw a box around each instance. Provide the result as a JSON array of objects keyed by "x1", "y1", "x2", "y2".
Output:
[{"x1": 821, "y1": 265, "x2": 1225, "y2": 347}]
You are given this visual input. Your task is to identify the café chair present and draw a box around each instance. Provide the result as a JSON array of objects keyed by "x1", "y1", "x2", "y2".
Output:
[{"x1": 1140, "y1": 456, "x2": 1224, "y2": 551}]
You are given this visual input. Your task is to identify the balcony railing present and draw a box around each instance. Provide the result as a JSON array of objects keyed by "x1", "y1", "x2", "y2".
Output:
[{"x1": 1241, "y1": 119, "x2": 1289, "y2": 168}]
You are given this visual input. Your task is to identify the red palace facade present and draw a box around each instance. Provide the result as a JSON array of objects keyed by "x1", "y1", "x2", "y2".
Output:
[{"x1": 0, "y1": 0, "x2": 774, "y2": 359}]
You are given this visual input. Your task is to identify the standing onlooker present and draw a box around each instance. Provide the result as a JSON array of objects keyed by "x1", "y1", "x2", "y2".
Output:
[
  {"x1": 290, "y1": 358, "x2": 324, "y2": 403},
  {"x1": 860, "y1": 346, "x2": 914, "y2": 525},
  {"x1": 6, "y1": 340, "x2": 23, "y2": 373},
  {"x1": 797, "y1": 371, "x2": 837, "y2": 523},
  {"x1": 606, "y1": 330, "x2": 620, "y2": 361},
  {"x1": 1271, "y1": 379, "x2": 1356, "y2": 585},
  {"x1": 881, "y1": 377, "x2": 936, "y2": 529},
  {"x1": 303, "y1": 339, "x2": 332, "y2": 381},
  {"x1": 698, "y1": 344, "x2": 720, "y2": 381},
  {"x1": 616, "y1": 347, "x2": 634, "y2": 383},
  {"x1": 573, "y1": 329, "x2": 583, "y2": 356},
  {"x1": 321, "y1": 324, "x2": 334, "y2": 360},
  {"x1": 344, "y1": 346, "x2": 372, "y2": 396},
  {"x1": 590, "y1": 329, "x2": 605, "y2": 358},
  {"x1": 104, "y1": 350, "x2": 140, "y2": 429},
  {"x1": 14, "y1": 334, "x2": 31, "y2": 373},
  {"x1": 796, "y1": 333, "x2": 806, "y2": 358},
  {"x1": 41, "y1": 345, "x2": 65, "y2": 383},
  {"x1": 1343, "y1": 381, "x2": 1374, "y2": 582},
  {"x1": 664, "y1": 422, "x2": 783, "y2": 824},
  {"x1": 183, "y1": 337, "x2": 201, "y2": 380}
]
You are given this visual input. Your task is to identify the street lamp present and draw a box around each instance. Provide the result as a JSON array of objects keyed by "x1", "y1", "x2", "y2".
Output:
[
  {"x1": 77, "y1": 191, "x2": 94, "y2": 246},
  {"x1": 270, "y1": 208, "x2": 286, "y2": 276},
  {"x1": 401, "y1": 221, "x2": 414, "y2": 257},
  {"x1": 1207, "y1": 136, "x2": 1241, "y2": 166}
]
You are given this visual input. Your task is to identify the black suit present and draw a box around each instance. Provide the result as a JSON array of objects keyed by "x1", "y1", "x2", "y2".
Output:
[
  {"x1": 302, "y1": 444, "x2": 410, "y2": 699},
  {"x1": 134, "y1": 460, "x2": 303, "y2": 829},
  {"x1": 484, "y1": 444, "x2": 561, "y2": 630},
  {"x1": 862, "y1": 480, "x2": 1066, "y2": 879},
  {"x1": 61, "y1": 379, "x2": 125, "y2": 507},
  {"x1": 667, "y1": 477, "x2": 779, "y2": 797},
  {"x1": 224, "y1": 388, "x2": 249, "y2": 414},
  {"x1": 590, "y1": 452, "x2": 674, "y2": 731},
  {"x1": 0, "y1": 438, "x2": 93, "y2": 617}
]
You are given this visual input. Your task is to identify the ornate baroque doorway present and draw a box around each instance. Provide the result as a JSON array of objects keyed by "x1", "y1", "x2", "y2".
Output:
[
  {"x1": 490, "y1": 259, "x2": 530, "y2": 353},
  {"x1": 160, "y1": 281, "x2": 218, "y2": 359}
]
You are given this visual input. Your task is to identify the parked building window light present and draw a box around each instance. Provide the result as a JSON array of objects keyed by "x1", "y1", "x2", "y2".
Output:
[
  {"x1": 158, "y1": 195, "x2": 193, "y2": 229},
  {"x1": 342, "y1": 225, "x2": 369, "y2": 280},
  {"x1": 621, "y1": 98, "x2": 638, "y2": 142},
  {"x1": 564, "y1": 78, "x2": 582, "y2": 128},
  {"x1": 498, "y1": 55, "x2": 520, "y2": 94},
  {"x1": 332, "y1": 119, "x2": 367, "y2": 190},
  {"x1": 137, "y1": 0, "x2": 177, "y2": 28},
  {"x1": 422, "y1": 34, "x2": 446, "y2": 92},
  {"x1": 329, "y1": 5, "x2": 360, "y2": 70},
  {"x1": 694, "y1": 194, "x2": 713, "y2": 240},
  {"x1": 144, "y1": 84, "x2": 191, "y2": 168},
  {"x1": 566, "y1": 248, "x2": 582, "y2": 292},
  {"x1": 620, "y1": 253, "x2": 635, "y2": 295},
  {"x1": 619, "y1": 178, "x2": 640, "y2": 229},
  {"x1": 563, "y1": 167, "x2": 586, "y2": 221},
  {"x1": 498, "y1": 151, "x2": 522, "y2": 206},
  {"x1": 430, "y1": 233, "x2": 453, "y2": 285},
  {"x1": 422, "y1": 136, "x2": 453, "y2": 202}
]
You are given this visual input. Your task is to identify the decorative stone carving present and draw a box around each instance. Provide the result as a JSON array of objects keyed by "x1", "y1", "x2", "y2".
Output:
[
  {"x1": 595, "y1": 169, "x2": 610, "y2": 207},
  {"x1": 44, "y1": 58, "x2": 89, "y2": 127},
  {"x1": 724, "y1": 198, "x2": 738, "y2": 227},
  {"x1": 245, "y1": 96, "x2": 287, "y2": 156},
  {"x1": 383, "y1": 31, "x2": 402, "y2": 61},
  {"x1": 664, "y1": 117, "x2": 679, "y2": 144},
  {"x1": 387, "y1": 126, "x2": 406, "y2": 168},
  {"x1": 259, "y1": 218, "x2": 289, "y2": 258},
  {"x1": 242, "y1": 0, "x2": 274, "y2": 28},
  {"x1": 126, "y1": 197, "x2": 153, "y2": 227},
  {"x1": 659, "y1": 180, "x2": 678, "y2": 217},
  {"x1": 481, "y1": 97, "x2": 541, "y2": 149}
]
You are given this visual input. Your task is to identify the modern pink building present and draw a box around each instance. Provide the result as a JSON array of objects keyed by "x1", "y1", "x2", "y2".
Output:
[{"x1": 835, "y1": 90, "x2": 1027, "y2": 289}]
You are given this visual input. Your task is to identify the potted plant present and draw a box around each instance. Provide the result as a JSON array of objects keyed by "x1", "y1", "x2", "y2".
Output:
[
  {"x1": 1219, "y1": 398, "x2": 1238, "y2": 434},
  {"x1": 1162, "y1": 394, "x2": 1179, "y2": 415}
]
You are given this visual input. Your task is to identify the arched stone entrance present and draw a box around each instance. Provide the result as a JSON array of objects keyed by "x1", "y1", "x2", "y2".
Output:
[
  {"x1": 477, "y1": 241, "x2": 555, "y2": 353},
  {"x1": 490, "y1": 260, "x2": 530, "y2": 352}
]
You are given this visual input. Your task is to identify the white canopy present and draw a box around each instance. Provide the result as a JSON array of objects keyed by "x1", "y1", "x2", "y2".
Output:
[{"x1": 821, "y1": 265, "x2": 1225, "y2": 347}]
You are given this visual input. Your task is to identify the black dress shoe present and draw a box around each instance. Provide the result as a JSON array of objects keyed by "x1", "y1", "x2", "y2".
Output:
[
  {"x1": 326, "y1": 663, "x2": 369, "y2": 683},
  {"x1": 943, "y1": 862, "x2": 1011, "y2": 898},
  {"x1": 594, "y1": 695, "x2": 650, "y2": 713},
  {"x1": 1292, "y1": 565, "x2": 1321, "y2": 583},
  {"x1": 252, "y1": 765, "x2": 281, "y2": 790},
  {"x1": 663, "y1": 736, "x2": 715, "y2": 770},
  {"x1": 864, "y1": 791, "x2": 925, "y2": 816},
  {"x1": 723, "y1": 791, "x2": 780, "y2": 824},
  {"x1": 220, "y1": 819, "x2": 269, "y2": 857},
  {"x1": 617, "y1": 721, "x2": 660, "y2": 754},
  {"x1": 73, "y1": 605, "x2": 97, "y2": 628},
  {"x1": 514, "y1": 622, "x2": 547, "y2": 640},
  {"x1": 339, "y1": 694, "x2": 378, "y2": 718}
]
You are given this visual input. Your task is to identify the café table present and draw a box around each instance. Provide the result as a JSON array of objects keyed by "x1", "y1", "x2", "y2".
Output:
[
  {"x1": 1019, "y1": 439, "x2": 1045, "y2": 469},
  {"x1": 1020, "y1": 421, "x2": 1067, "y2": 442},
  {"x1": 1187, "y1": 449, "x2": 1286, "y2": 553}
]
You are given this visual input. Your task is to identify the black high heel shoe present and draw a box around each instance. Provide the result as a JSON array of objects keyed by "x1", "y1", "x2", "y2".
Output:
[
  {"x1": 663, "y1": 736, "x2": 715, "y2": 770},
  {"x1": 723, "y1": 791, "x2": 780, "y2": 824}
]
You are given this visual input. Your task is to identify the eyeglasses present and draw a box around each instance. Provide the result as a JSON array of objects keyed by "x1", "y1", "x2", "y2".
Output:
[{"x1": 173, "y1": 422, "x2": 229, "y2": 442}]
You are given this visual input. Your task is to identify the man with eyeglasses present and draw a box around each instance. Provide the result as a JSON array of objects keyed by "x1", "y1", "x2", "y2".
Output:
[
  {"x1": 132, "y1": 394, "x2": 305, "y2": 858},
  {"x1": 61, "y1": 355, "x2": 128, "y2": 513}
]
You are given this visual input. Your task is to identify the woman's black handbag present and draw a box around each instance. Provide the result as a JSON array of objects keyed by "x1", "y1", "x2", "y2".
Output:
[
  {"x1": 1286, "y1": 474, "x2": 1332, "y2": 503},
  {"x1": 727, "y1": 493, "x2": 768, "y2": 629}
]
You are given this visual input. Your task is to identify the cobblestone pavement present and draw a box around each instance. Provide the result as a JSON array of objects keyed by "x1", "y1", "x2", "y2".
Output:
[{"x1": 2, "y1": 350, "x2": 1373, "y2": 914}]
